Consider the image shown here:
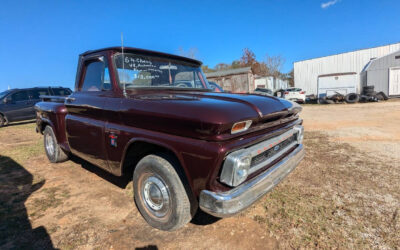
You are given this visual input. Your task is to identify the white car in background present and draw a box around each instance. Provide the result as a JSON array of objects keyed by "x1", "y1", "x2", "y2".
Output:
[{"x1": 283, "y1": 88, "x2": 306, "y2": 103}]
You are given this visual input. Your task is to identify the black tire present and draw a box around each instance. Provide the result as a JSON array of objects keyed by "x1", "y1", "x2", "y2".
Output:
[
  {"x1": 377, "y1": 91, "x2": 389, "y2": 100},
  {"x1": 0, "y1": 114, "x2": 5, "y2": 128},
  {"x1": 133, "y1": 154, "x2": 193, "y2": 231},
  {"x1": 365, "y1": 91, "x2": 376, "y2": 96},
  {"x1": 43, "y1": 126, "x2": 69, "y2": 163},
  {"x1": 375, "y1": 93, "x2": 385, "y2": 101},
  {"x1": 325, "y1": 99, "x2": 335, "y2": 104},
  {"x1": 345, "y1": 93, "x2": 359, "y2": 104},
  {"x1": 368, "y1": 96, "x2": 379, "y2": 102},
  {"x1": 359, "y1": 95, "x2": 369, "y2": 102},
  {"x1": 319, "y1": 98, "x2": 334, "y2": 104},
  {"x1": 363, "y1": 86, "x2": 375, "y2": 95}
]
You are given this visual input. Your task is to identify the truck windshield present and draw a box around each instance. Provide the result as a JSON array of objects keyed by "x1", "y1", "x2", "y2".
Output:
[
  {"x1": 0, "y1": 90, "x2": 10, "y2": 100},
  {"x1": 114, "y1": 53, "x2": 210, "y2": 90}
]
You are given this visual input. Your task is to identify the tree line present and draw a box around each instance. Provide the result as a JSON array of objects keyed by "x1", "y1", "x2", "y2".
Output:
[{"x1": 177, "y1": 47, "x2": 294, "y2": 87}]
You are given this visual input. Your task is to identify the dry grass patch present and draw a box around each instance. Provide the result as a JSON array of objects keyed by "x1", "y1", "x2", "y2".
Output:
[{"x1": 246, "y1": 131, "x2": 400, "y2": 249}]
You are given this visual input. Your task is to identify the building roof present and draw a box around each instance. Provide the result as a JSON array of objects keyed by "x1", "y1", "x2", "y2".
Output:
[
  {"x1": 364, "y1": 49, "x2": 400, "y2": 71},
  {"x1": 205, "y1": 67, "x2": 252, "y2": 78},
  {"x1": 80, "y1": 46, "x2": 202, "y2": 66},
  {"x1": 294, "y1": 41, "x2": 400, "y2": 64}
]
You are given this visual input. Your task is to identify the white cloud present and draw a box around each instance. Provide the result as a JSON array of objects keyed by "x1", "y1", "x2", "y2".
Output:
[{"x1": 321, "y1": 0, "x2": 340, "y2": 9}]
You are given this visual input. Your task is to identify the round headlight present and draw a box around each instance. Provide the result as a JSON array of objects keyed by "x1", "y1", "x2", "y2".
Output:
[
  {"x1": 220, "y1": 150, "x2": 252, "y2": 187},
  {"x1": 233, "y1": 156, "x2": 251, "y2": 186}
]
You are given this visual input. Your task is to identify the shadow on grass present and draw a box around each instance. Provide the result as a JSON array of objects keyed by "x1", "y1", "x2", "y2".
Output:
[
  {"x1": 0, "y1": 156, "x2": 55, "y2": 249},
  {"x1": 69, "y1": 155, "x2": 131, "y2": 189}
]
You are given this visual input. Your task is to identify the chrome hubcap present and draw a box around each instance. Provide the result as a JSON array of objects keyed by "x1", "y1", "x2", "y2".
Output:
[
  {"x1": 142, "y1": 176, "x2": 170, "y2": 217},
  {"x1": 45, "y1": 134, "x2": 54, "y2": 156}
]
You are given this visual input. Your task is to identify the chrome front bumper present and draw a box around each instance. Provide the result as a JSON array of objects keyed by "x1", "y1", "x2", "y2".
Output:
[{"x1": 199, "y1": 144, "x2": 305, "y2": 217}]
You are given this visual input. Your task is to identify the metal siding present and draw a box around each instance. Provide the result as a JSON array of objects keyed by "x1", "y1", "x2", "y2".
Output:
[
  {"x1": 318, "y1": 74, "x2": 358, "y2": 98},
  {"x1": 366, "y1": 50, "x2": 400, "y2": 94},
  {"x1": 294, "y1": 43, "x2": 400, "y2": 95},
  {"x1": 254, "y1": 76, "x2": 287, "y2": 92},
  {"x1": 367, "y1": 70, "x2": 389, "y2": 94}
]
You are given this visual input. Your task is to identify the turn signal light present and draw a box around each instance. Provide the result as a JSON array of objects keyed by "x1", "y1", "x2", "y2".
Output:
[{"x1": 231, "y1": 120, "x2": 252, "y2": 134}]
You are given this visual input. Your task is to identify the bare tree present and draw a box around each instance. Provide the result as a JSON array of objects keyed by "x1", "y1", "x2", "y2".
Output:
[
  {"x1": 215, "y1": 63, "x2": 230, "y2": 71},
  {"x1": 201, "y1": 65, "x2": 215, "y2": 73},
  {"x1": 264, "y1": 54, "x2": 285, "y2": 78},
  {"x1": 287, "y1": 69, "x2": 294, "y2": 87},
  {"x1": 177, "y1": 47, "x2": 199, "y2": 59},
  {"x1": 231, "y1": 60, "x2": 241, "y2": 69}
]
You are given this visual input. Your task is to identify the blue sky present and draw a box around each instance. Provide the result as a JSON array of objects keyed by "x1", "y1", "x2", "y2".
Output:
[{"x1": 0, "y1": 0, "x2": 399, "y2": 91}]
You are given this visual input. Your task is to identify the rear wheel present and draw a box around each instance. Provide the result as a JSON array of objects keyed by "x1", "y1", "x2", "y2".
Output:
[
  {"x1": 43, "y1": 126, "x2": 69, "y2": 163},
  {"x1": 133, "y1": 154, "x2": 192, "y2": 231},
  {"x1": 345, "y1": 93, "x2": 359, "y2": 104},
  {"x1": 0, "y1": 114, "x2": 5, "y2": 128}
]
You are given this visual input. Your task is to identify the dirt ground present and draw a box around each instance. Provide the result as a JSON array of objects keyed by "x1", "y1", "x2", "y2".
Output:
[{"x1": 1, "y1": 100, "x2": 399, "y2": 249}]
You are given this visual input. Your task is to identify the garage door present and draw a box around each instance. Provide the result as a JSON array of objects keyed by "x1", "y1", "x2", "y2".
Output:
[{"x1": 389, "y1": 67, "x2": 400, "y2": 96}]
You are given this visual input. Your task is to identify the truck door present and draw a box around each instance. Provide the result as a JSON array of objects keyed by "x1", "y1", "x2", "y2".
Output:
[{"x1": 65, "y1": 55, "x2": 111, "y2": 170}]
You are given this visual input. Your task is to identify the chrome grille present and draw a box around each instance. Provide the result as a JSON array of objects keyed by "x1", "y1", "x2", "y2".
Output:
[{"x1": 250, "y1": 134, "x2": 297, "y2": 168}]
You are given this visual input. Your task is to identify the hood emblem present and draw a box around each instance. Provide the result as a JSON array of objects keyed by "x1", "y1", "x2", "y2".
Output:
[{"x1": 273, "y1": 145, "x2": 280, "y2": 151}]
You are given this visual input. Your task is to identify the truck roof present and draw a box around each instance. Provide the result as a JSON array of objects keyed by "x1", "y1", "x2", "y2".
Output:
[{"x1": 80, "y1": 47, "x2": 202, "y2": 66}]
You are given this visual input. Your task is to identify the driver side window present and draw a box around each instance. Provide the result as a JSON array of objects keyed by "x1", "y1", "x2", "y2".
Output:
[{"x1": 80, "y1": 58, "x2": 112, "y2": 92}]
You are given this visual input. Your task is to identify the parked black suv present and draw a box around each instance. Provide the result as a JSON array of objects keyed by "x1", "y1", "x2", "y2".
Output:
[{"x1": 0, "y1": 87, "x2": 72, "y2": 127}]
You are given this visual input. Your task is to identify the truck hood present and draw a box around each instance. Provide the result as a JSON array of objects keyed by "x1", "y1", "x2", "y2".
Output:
[{"x1": 122, "y1": 90, "x2": 301, "y2": 141}]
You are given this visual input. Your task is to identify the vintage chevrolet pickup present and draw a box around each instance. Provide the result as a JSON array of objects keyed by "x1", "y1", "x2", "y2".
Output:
[{"x1": 35, "y1": 47, "x2": 304, "y2": 231}]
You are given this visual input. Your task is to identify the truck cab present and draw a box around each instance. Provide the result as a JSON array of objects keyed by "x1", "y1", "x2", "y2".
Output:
[{"x1": 35, "y1": 47, "x2": 304, "y2": 231}]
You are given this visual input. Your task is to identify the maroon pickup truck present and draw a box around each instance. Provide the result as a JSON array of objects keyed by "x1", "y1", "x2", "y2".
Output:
[{"x1": 35, "y1": 47, "x2": 304, "y2": 231}]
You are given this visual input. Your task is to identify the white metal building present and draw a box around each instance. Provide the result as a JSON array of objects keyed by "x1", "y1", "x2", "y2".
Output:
[
  {"x1": 254, "y1": 76, "x2": 288, "y2": 92},
  {"x1": 364, "y1": 50, "x2": 400, "y2": 96},
  {"x1": 294, "y1": 42, "x2": 400, "y2": 96}
]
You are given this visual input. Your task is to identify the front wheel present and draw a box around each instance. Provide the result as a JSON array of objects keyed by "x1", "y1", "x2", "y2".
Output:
[
  {"x1": 133, "y1": 154, "x2": 193, "y2": 231},
  {"x1": 43, "y1": 126, "x2": 69, "y2": 163}
]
